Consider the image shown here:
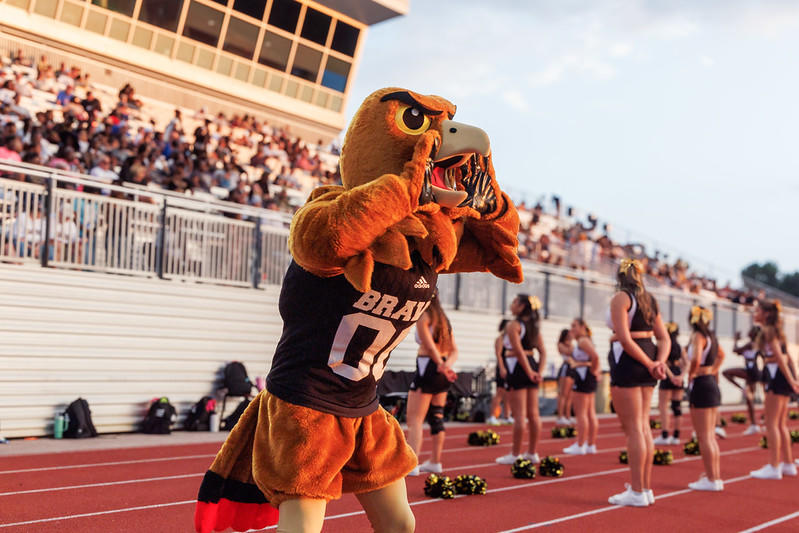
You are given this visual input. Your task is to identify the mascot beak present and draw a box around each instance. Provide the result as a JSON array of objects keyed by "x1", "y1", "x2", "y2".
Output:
[{"x1": 429, "y1": 120, "x2": 491, "y2": 208}]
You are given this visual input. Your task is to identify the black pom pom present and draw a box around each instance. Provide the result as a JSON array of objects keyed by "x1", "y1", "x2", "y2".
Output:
[
  {"x1": 789, "y1": 411, "x2": 799, "y2": 420},
  {"x1": 683, "y1": 438, "x2": 700, "y2": 456},
  {"x1": 760, "y1": 436, "x2": 768, "y2": 449},
  {"x1": 511, "y1": 458, "x2": 536, "y2": 479},
  {"x1": 650, "y1": 419, "x2": 662, "y2": 430},
  {"x1": 653, "y1": 449, "x2": 673, "y2": 465},
  {"x1": 619, "y1": 450, "x2": 628, "y2": 464},
  {"x1": 550, "y1": 426, "x2": 576, "y2": 439},
  {"x1": 731, "y1": 413, "x2": 747, "y2": 424},
  {"x1": 454, "y1": 474, "x2": 487, "y2": 495},
  {"x1": 791, "y1": 430, "x2": 799, "y2": 444},
  {"x1": 424, "y1": 474, "x2": 455, "y2": 499},
  {"x1": 539, "y1": 456, "x2": 564, "y2": 477},
  {"x1": 468, "y1": 430, "x2": 500, "y2": 446}
]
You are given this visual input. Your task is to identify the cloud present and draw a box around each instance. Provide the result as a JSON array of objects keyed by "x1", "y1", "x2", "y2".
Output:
[{"x1": 502, "y1": 89, "x2": 530, "y2": 112}]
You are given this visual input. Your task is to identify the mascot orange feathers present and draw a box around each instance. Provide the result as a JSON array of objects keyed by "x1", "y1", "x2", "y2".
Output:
[{"x1": 195, "y1": 88, "x2": 522, "y2": 533}]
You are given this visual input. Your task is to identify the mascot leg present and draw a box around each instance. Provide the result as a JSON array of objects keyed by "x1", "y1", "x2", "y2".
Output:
[
  {"x1": 355, "y1": 478, "x2": 415, "y2": 533},
  {"x1": 276, "y1": 497, "x2": 327, "y2": 533}
]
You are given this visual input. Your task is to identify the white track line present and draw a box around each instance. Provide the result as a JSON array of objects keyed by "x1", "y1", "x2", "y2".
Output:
[
  {"x1": 738, "y1": 510, "x2": 799, "y2": 532},
  {"x1": 0, "y1": 473, "x2": 203, "y2": 497},
  {"x1": 0, "y1": 500, "x2": 195, "y2": 529},
  {"x1": 499, "y1": 474, "x2": 753, "y2": 532},
  {"x1": 0, "y1": 444, "x2": 763, "y2": 528},
  {"x1": 0, "y1": 454, "x2": 214, "y2": 475}
]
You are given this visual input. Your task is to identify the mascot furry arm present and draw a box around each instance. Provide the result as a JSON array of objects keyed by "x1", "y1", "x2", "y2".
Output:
[
  {"x1": 290, "y1": 87, "x2": 522, "y2": 290},
  {"x1": 194, "y1": 87, "x2": 521, "y2": 533}
]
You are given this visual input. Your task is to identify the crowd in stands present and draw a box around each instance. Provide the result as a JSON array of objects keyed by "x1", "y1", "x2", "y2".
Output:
[
  {"x1": 0, "y1": 49, "x2": 762, "y2": 306},
  {"x1": 515, "y1": 197, "x2": 759, "y2": 306},
  {"x1": 0, "y1": 49, "x2": 342, "y2": 218}
]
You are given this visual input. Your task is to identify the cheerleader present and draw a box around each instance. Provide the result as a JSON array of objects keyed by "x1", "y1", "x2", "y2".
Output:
[
  {"x1": 495, "y1": 294, "x2": 547, "y2": 465},
  {"x1": 722, "y1": 326, "x2": 763, "y2": 435},
  {"x1": 406, "y1": 292, "x2": 458, "y2": 476},
  {"x1": 488, "y1": 319, "x2": 512, "y2": 425},
  {"x1": 555, "y1": 328, "x2": 575, "y2": 426},
  {"x1": 750, "y1": 300, "x2": 799, "y2": 479},
  {"x1": 606, "y1": 259, "x2": 669, "y2": 507},
  {"x1": 654, "y1": 323, "x2": 686, "y2": 445},
  {"x1": 563, "y1": 318, "x2": 599, "y2": 455},
  {"x1": 686, "y1": 306, "x2": 724, "y2": 491}
]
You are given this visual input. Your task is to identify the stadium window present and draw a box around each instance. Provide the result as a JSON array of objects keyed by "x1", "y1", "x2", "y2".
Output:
[
  {"x1": 331, "y1": 21, "x2": 359, "y2": 57},
  {"x1": 60, "y1": 2, "x2": 84, "y2": 26},
  {"x1": 300, "y1": 8, "x2": 331, "y2": 46},
  {"x1": 139, "y1": 0, "x2": 183, "y2": 33},
  {"x1": 257, "y1": 31, "x2": 291, "y2": 71},
  {"x1": 91, "y1": 0, "x2": 135, "y2": 17},
  {"x1": 320, "y1": 56, "x2": 350, "y2": 93},
  {"x1": 290, "y1": 44, "x2": 321, "y2": 83},
  {"x1": 223, "y1": 17, "x2": 259, "y2": 59},
  {"x1": 268, "y1": 0, "x2": 301, "y2": 33},
  {"x1": 233, "y1": 0, "x2": 266, "y2": 20},
  {"x1": 183, "y1": 1, "x2": 224, "y2": 47},
  {"x1": 33, "y1": 0, "x2": 57, "y2": 17}
]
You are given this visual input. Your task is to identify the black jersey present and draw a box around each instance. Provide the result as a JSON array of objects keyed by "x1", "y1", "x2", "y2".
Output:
[
  {"x1": 667, "y1": 339, "x2": 681, "y2": 364},
  {"x1": 267, "y1": 254, "x2": 438, "y2": 417}
]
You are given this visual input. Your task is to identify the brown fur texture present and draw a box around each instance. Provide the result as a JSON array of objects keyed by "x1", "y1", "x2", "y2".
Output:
[
  {"x1": 208, "y1": 391, "x2": 416, "y2": 507},
  {"x1": 289, "y1": 87, "x2": 522, "y2": 291}
]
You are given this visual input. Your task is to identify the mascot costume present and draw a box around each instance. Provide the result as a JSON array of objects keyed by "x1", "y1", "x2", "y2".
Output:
[{"x1": 195, "y1": 87, "x2": 523, "y2": 533}]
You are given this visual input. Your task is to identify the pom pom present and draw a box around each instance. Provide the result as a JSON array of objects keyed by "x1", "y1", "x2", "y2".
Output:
[
  {"x1": 791, "y1": 430, "x2": 799, "y2": 444},
  {"x1": 719, "y1": 417, "x2": 727, "y2": 427},
  {"x1": 731, "y1": 413, "x2": 747, "y2": 424},
  {"x1": 789, "y1": 411, "x2": 799, "y2": 420},
  {"x1": 424, "y1": 474, "x2": 455, "y2": 499},
  {"x1": 550, "y1": 426, "x2": 576, "y2": 439},
  {"x1": 649, "y1": 420, "x2": 662, "y2": 430},
  {"x1": 619, "y1": 450, "x2": 628, "y2": 464},
  {"x1": 653, "y1": 449, "x2": 673, "y2": 465},
  {"x1": 511, "y1": 458, "x2": 536, "y2": 479},
  {"x1": 683, "y1": 438, "x2": 701, "y2": 456},
  {"x1": 539, "y1": 456, "x2": 565, "y2": 477},
  {"x1": 467, "y1": 430, "x2": 500, "y2": 446},
  {"x1": 759, "y1": 436, "x2": 768, "y2": 449},
  {"x1": 454, "y1": 474, "x2": 487, "y2": 495}
]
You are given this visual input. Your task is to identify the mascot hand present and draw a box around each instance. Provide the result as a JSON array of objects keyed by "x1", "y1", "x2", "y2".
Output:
[
  {"x1": 457, "y1": 154, "x2": 504, "y2": 217},
  {"x1": 408, "y1": 130, "x2": 441, "y2": 209}
]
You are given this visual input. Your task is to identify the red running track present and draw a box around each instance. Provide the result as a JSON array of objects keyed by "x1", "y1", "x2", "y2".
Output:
[{"x1": 1, "y1": 412, "x2": 798, "y2": 532}]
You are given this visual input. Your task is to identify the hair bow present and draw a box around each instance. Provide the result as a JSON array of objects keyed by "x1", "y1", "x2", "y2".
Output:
[
  {"x1": 528, "y1": 295, "x2": 542, "y2": 311},
  {"x1": 666, "y1": 322, "x2": 679, "y2": 334},
  {"x1": 689, "y1": 306, "x2": 712, "y2": 325},
  {"x1": 619, "y1": 258, "x2": 643, "y2": 275}
]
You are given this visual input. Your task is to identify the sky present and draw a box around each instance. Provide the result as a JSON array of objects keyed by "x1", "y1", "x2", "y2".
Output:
[{"x1": 345, "y1": 0, "x2": 799, "y2": 286}]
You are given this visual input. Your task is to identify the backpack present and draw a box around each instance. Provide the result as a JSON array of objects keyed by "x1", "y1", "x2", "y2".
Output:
[
  {"x1": 221, "y1": 398, "x2": 251, "y2": 431},
  {"x1": 142, "y1": 397, "x2": 177, "y2": 434},
  {"x1": 63, "y1": 398, "x2": 98, "y2": 438},
  {"x1": 184, "y1": 396, "x2": 216, "y2": 431},
  {"x1": 223, "y1": 361, "x2": 254, "y2": 397}
]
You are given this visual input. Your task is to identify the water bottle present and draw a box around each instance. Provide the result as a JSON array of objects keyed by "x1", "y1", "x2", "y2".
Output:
[
  {"x1": 53, "y1": 413, "x2": 65, "y2": 439},
  {"x1": 209, "y1": 412, "x2": 220, "y2": 433}
]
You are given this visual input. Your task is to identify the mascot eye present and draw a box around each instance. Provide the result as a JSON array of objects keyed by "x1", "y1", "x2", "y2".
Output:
[{"x1": 394, "y1": 104, "x2": 431, "y2": 135}]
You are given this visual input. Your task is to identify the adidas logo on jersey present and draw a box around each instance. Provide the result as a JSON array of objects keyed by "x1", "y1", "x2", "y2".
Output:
[{"x1": 414, "y1": 276, "x2": 430, "y2": 289}]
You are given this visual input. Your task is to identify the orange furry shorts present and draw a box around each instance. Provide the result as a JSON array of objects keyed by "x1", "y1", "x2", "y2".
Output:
[{"x1": 207, "y1": 390, "x2": 417, "y2": 507}]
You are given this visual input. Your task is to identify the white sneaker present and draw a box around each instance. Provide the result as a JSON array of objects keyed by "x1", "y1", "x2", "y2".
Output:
[
  {"x1": 569, "y1": 417, "x2": 577, "y2": 424},
  {"x1": 795, "y1": 459, "x2": 799, "y2": 467},
  {"x1": 608, "y1": 484, "x2": 649, "y2": 507},
  {"x1": 781, "y1": 463, "x2": 798, "y2": 476},
  {"x1": 743, "y1": 424, "x2": 761, "y2": 436},
  {"x1": 418, "y1": 460, "x2": 443, "y2": 474},
  {"x1": 653, "y1": 435, "x2": 669, "y2": 445},
  {"x1": 496, "y1": 453, "x2": 521, "y2": 464},
  {"x1": 505, "y1": 416, "x2": 515, "y2": 425},
  {"x1": 715, "y1": 427, "x2": 727, "y2": 439},
  {"x1": 689, "y1": 476, "x2": 723, "y2": 491},
  {"x1": 644, "y1": 489, "x2": 655, "y2": 505},
  {"x1": 486, "y1": 416, "x2": 500, "y2": 426},
  {"x1": 563, "y1": 442, "x2": 586, "y2": 455},
  {"x1": 668, "y1": 436, "x2": 681, "y2": 445},
  {"x1": 407, "y1": 466, "x2": 420, "y2": 476},
  {"x1": 750, "y1": 464, "x2": 783, "y2": 480},
  {"x1": 556, "y1": 416, "x2": 570, "y2": 426},
  {"x1": 522, "y1": 452, "x2": 541, "y2": 463},
  {"x1": 585, "y1": 444, "x2": 597, "y2": 454}
]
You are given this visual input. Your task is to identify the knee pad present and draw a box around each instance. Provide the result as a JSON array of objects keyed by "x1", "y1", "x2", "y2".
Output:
[
  {"x1": 427, "y1": 405, "x2": 445, "y2": 435},
  {"x1": 670, "y1": 400, "x2": 682, "y2": 417}
]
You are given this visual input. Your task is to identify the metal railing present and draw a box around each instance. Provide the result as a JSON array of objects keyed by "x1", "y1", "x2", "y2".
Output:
[{"x1": 1, "y1": 160, "x2": 797, "y2": 344}]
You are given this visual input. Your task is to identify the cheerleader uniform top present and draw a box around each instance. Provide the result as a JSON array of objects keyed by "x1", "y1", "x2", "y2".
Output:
[
  {"x1": 572, "y1": 343, "x2": 592, "y2": 380},
  {"x1": 667, "y1": 340, "x2": 682, "y2": 365},
  {"x1": 503, "y1": 320, "x2": 534, "y2": 358},
  {"x1": 605, "y1": 291, "x2": 656, "y2": 333},
  {"x1": 686, "y1": 334, "x2": 717, "y2": 368},
  {"x1": 415, "y1": 324, "x2": 447, "y2": 358},
  {"x1": 742, "y1": 348, "x2": 758, "y2": 361}
]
